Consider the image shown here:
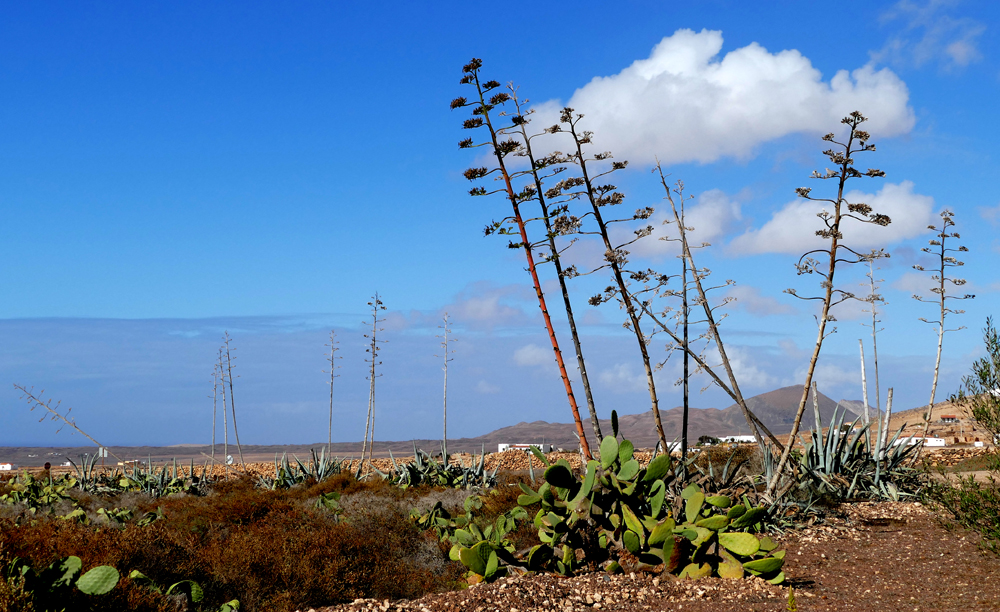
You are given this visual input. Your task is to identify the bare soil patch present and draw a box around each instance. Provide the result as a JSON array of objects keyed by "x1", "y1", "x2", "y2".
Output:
[{"x1": 304, "y1": 502, "x2": 1000, "y2": 612}]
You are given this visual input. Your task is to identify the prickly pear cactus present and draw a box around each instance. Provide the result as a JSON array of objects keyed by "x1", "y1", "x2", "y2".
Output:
[
  {"x1": 515, "y1": 411, "x2": 786, "y2": 583},
  {"x1": 76, "y1": 565, "x2": 120, "y2": 595}
]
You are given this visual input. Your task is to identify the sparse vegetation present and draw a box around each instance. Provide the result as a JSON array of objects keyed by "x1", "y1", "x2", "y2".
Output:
[{"x1": 6, "y1": 52, "x2": 998, "y2": 612}]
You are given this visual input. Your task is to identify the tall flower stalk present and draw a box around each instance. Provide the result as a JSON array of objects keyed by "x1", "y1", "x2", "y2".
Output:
[
  {"x1": 436, "y1": 313, "x2": 456, "y2": 460},
  {"x1": 766, "y1": 112, "x2": 891, "y2": 498},
  {"x1": 546, "y1": 108, "x2": 667, "y2": 452},
  {"x1": 325, "y1": 330, "x2": 341, "y2": 455},
  {"x1": 504, "y1": 88, "x2": 603, "y2": 445},
  {"x1": 452, "y1": 59, "x2": 592, "y2": 459},
  {"x1": 913, "y1": 210, "x2": 973, "y2": 453},
  {"x1": 359, "y1": 293, "x2": 387, "y2": 477},
  {"x1": 222, "y1": 332, "x2": 245, "y2": 468}
]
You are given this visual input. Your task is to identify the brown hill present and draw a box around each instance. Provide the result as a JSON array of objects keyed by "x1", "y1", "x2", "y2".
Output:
[{"x1": 449, "y1": 385, "x2": 880, "y2": 451}]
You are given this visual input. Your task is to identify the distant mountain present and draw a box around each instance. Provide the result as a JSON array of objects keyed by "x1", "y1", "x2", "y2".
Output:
[{"x1": 471, "y1": 385, "x2": 882, "y2": 450}]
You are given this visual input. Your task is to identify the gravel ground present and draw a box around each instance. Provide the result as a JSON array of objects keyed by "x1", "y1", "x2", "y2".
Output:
[{"x1": 296, "y1": 501, "x2": 1000, "y2": 612}]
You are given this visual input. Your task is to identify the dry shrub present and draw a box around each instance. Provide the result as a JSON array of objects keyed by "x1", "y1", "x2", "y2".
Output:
[
  {"x1": 692, "y1": 444, "x2": 761, "y2": 481},
  {"x1": 0, "y1": 479, "x2": 464, "y2": 612}
]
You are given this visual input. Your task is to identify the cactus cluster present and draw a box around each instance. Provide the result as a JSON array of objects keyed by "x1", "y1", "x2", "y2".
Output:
[
  {"x1": 514, "y1": 414, "x2": 784, "y2": 582},
  {"x1": 411, "y1": 412, "x2": 786, "y2": 584},
  {"x1": 0, "y1": 472, "x2": 76, "y2": 511},
  {"x1": 412, "y1": 495, "x2": 527, "y2": 583}
]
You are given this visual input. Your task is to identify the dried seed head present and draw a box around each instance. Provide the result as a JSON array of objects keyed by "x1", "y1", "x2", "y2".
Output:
[
  {"x1": 848, "y1": 202, "x2": 873, "y2": 216},
  {"x1": 495, "y1": 138, "x2": 522, "y2": 156},
  {"x1": 464, "y1": 167, "x2": 489, "y2": 181},
  {"x1": 462, "y1": 58, "x2": 483, "y2": 74},
  {"x1": 450, "y1": 97, "x2": 468, "y2": 110}
]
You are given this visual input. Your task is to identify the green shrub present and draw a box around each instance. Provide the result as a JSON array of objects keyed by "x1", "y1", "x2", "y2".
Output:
[{"x1": 927, "y1": 468, "x2": 1000, "y2": 554}]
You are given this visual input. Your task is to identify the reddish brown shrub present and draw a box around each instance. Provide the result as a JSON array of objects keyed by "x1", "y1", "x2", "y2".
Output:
[{"x1": 0, "y1": 481, "x2": 464, "y2": 612}]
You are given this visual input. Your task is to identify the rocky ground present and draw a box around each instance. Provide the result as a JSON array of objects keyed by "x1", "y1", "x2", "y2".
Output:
[{"x1": 297, "y1": 501, "x2": 1000, "y2": 612}]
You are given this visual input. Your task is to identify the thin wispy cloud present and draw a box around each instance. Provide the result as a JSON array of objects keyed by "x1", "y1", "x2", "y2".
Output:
[
  {"x1": 873, "y1": 0, "x2": 986, "y2": 70},
  {"x1": 726, "y1": 286, "x2": 795, "y2": 317},
  {"x1": 979, "y1": 203, "x2": 1000, "y2": 226},
  {"x1": 512, "y1": 344, "x2": 553, "y2": 368}
]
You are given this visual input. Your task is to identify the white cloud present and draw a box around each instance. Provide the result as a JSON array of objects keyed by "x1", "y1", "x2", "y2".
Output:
[
  {"x1": 726, "y1": 286, "x2": 795, "y2": 316},
  {"x1": 722, "y1": 346, "x2": 778, "y2": 390},
  {"x1": 442, "y1": 282, "x2": 533, "y2": 328},
  {"x1": 626, "y1": 189, "x2": 745, "y2": 260},
  {"x1": 892, "y1": 270, "x2": 934, "y2": 297},
  {"x1": 697, "y1": 345, "x2": 778, "y2": 391},
  {"x1": 533, "y1": 29, "x2": 914, "y2": 164},
  {"x1": 794, "y1": 362, "x2": 861, "y2": 390},
  {"x1": 476, "y1": 380, "x2": 501, "y2": 394},
  {"x1": 874, "y1": 0, "x2": 985, "y2": 70},
  {"x1": 513, "y1": 344, "x2": 553, "y2": 368},
  {"x1": 598, "y1": 363, "x2": 648, "y2": 393},
  {"x1": 979, "y1": 203, "x2": 1000, "y2": 227},
  {"x1": 729, "y1": 181, "x2": 935, "y2": 255}
]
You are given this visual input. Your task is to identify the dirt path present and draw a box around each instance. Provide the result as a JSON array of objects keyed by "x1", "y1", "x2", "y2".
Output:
[{"x1": 305, "y1": 502, "x2": 1000, "y2": 612}]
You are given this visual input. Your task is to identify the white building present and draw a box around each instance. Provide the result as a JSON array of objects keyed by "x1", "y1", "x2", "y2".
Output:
[
  {"x1": 498, "y1": 443, "x2": 552, "y2": 453},
  {"x1": 720, "y1": 435, "x2": 757, "y2": 444},
  {"x1": 0, "y1": 463, "x2": 13, "y2": 471},
  {"x1": 893, "y1": 436, "x2": 947, "y2": 447}
]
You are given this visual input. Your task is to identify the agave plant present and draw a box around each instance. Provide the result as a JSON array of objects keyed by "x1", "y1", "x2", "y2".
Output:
[
  {"x1": 766, "y1": 406, "x2": 923, "y2": 503},
  {"x1": 376, "y1": 444, "x2": 498, "y2": 489},
  {"x1": 116, "y1": 458, "x2": 205, "y2": 498},
  {"x1": 258, "y1": 448, "x2": 345, "y2": 490}
]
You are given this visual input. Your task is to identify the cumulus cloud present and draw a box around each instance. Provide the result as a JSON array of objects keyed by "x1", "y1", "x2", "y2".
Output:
[
  {"x1": 598, "y1": 363, "x2": 648, "y2": 393},
  {"x1": 532, "y1": 29, "x2": 914, "y2": 165},
  {"x1": 513, "y1": 344, "x2": 553, "y2": 368},
  {"x1": 721, "y1": 346, "x2": 778, "y2": 390},
  {"x1": 729, "y1": 181, "x2": 935, "y2": 255},
  {"x1": 874, "y1": 0, "x2": 986, "y2": 70},
  {"x1": 726, "y1": 286, "x2": 795, "y2": 316}
]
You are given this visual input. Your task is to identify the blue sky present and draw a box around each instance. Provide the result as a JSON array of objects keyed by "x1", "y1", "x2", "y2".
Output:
[{"x1": 2, "y1": 1, "x2": 999, "y2": 446}]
